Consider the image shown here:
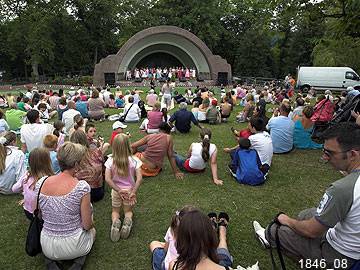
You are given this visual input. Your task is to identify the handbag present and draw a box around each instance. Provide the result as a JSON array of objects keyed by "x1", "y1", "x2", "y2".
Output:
[
  {"x1": 119, "y1": 103, "x2": 134, "y2": 122},
  {"x1": 266, "y1": 212, "x2": 287, "y2": 270},
  {"x1": 25, "y1": 176, "x2": 49, "y2": 257}
]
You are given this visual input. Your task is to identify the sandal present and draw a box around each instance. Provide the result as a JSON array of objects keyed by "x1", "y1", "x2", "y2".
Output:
[
  {"x1": 230, "y1": 127, "x2": 239, "y2": 137},
  {"x1": 207, "y1": 212, "x2": 218, "y2": 230},
  {"x1": 218, "y1": 212, "x2": 230, "y2": 228},
  {"x1": 120, "y1": 217, "x2": 133, "y2": 239},
  {"x1": 110, "y1": 219, "x2": 121, "y2": 242}
]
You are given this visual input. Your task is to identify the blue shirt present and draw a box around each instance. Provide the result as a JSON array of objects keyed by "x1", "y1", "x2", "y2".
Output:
[
  {"x1": 76, "y1": 101, "x2": 88, "y2": 118},
  {"x1": 169, "y1": 109, "x2": 198, "y2": 133},
  {"x1": 49, "y1": 151, "x2": 61, "y2": 174},
  {"x1": 293, "y1": 120, "x2": 323, "y2": 149},
  {"x1": 267, "y1": 115, "x2": 295, "y2": 153}
]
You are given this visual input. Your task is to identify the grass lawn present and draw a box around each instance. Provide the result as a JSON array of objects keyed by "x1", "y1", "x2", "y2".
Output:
[{"x1": 0, "y1": 87, "x2": 338, "y2": 269}]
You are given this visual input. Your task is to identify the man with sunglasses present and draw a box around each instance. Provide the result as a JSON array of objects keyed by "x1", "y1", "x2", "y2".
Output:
[{"x1": 253, "y1": 122, "x2": 360, "y2": 269}]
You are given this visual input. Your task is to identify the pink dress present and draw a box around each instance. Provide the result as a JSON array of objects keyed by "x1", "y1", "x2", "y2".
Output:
[{"x1": 185, "y1": 69, "x2": 190, "y2": 79}]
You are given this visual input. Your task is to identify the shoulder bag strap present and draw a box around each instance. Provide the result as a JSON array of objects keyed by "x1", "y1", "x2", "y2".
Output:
[
  {"x1": 266, "y1": 212, "x2": 287, "y2": 270},
  {"x1": 123, "y1": 103, "x2": 134, "y2": 119},
  {"x1": 34, "y1": 176, "x2": 49, "y2": 216}
]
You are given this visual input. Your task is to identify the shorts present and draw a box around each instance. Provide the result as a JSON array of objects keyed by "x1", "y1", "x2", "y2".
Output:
[
  {"x1": 163, "y1": 94, "x2": 172, "y2": 105},
  {"x1": 152, "y1": 248, "x2": 166, "y2": 270},
  {"x1": 151, "y1": 247, "x2": 233, "y2": 270},
  {"x1": 217, "y1": 248, "x2": 234, "y2": 267},
  {"x1": 134, "y1": 152, "x2": 162, "y2": 177},
  {"x1": 111, "y1": 189, "x2": 135, "y2": 207}
]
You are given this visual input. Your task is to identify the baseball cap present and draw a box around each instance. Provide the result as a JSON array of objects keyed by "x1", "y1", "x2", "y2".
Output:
[{"x1": 112, "y1": 121, "x2": 127, "y2": 130}]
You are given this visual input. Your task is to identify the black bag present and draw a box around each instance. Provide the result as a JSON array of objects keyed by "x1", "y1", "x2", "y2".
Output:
[
  {"x1": 119, "y1": 103, "x2": 134, "y2": 122},
  {"x1": 25, "y1": 176, "x2": 48, "y2": 257},
  {"x1": 311, "y1": 121, "x2": 330, "y2": 144}
]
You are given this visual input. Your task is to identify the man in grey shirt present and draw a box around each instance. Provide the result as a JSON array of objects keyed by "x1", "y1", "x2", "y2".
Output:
[{"x1": 254, "y1": 122, "x2": 360, "y2": 269}]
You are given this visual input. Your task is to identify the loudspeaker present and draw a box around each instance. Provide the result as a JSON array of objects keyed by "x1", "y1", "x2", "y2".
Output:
[
  {"x1": 134, "y1": 78, "x2": 142, "y2": 83},
  {"x1": 217, "y1": 72, "x2": 228, "y2": 86},
  {"x1": 197, "y1": 76, "x2": 204, "y2": 82},
  {"x1": 104, "y1": 73, "x2": 115, "y2": 85},
  {"x1": 179, "y1": 77, "x2": 187, "y2": 82}
]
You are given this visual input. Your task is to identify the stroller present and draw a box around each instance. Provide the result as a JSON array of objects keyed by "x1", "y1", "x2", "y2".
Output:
[
  {"x1": 311, "y1": 94, "x2": 360, "y2": 144},
  {"x1": 332, "y1": 93, "x2": 360, "y2": 124}
]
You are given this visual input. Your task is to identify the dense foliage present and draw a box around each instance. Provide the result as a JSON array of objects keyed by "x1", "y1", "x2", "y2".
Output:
[{"x1": 0, "y1": 0, "x2": 359, "y2": 81}]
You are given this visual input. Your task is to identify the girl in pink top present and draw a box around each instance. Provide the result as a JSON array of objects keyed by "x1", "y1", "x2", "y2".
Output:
[
  {"x1": 12, "y1": 148, "x2": 54, "y2": 220},
  {"x1": 105, "y1": 133, "x2": 143, "y2": 242},
  {"x1": 109, "y1": 94, "x2": 116, "y2": 108},
  {"x1": 149, "y1": 206, "x2": 196, "y2": 270}
]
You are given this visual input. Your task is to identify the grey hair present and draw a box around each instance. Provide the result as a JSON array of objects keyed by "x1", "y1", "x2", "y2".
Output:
[
  {"x1": 57, "y1": 142, "x2": 86, "y2": 171},
  {"x1": 179, "y1": 102, "x2": 187, "y2": 109}
]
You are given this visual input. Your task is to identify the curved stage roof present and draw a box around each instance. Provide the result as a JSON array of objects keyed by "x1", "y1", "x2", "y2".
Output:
[{"x1": 93, "y1": 26, "x2": 231, "y2": 86}]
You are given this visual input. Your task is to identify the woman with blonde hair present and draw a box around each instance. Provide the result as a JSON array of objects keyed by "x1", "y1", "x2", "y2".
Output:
[
  {"x1": 35, "y1": 142, "x2": 95, "y2": 270},
  {"x1": 105, "y1": 133, "x2": 143, "y2": 241},
  {"x1": 70, "y1": 130, "x2": 106, "y2": 202},
  {"x1": 12, "y1": 148, "x2": 54, "y2": 220},
  {"x1": 0, "y1": 131, "x2": 26, "y2": 194}
]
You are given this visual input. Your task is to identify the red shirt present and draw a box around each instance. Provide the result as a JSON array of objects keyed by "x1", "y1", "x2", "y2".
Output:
[{"x1": 110, "y1": 130, "x2": 122, "y2": 145}]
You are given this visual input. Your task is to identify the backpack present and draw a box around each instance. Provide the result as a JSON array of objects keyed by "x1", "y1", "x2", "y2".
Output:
[{"x1": 234, "y1": 149, "x2": 265, "y2": 186}]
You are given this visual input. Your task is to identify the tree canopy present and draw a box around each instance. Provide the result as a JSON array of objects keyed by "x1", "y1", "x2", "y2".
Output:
[{"x1": 0, "y1": 0, "x2": 359, "y2": 81}]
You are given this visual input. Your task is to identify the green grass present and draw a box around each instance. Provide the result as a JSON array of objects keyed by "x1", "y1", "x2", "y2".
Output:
[{"x1": 0, "y1": 87, "x2": 338, "y2": 269}]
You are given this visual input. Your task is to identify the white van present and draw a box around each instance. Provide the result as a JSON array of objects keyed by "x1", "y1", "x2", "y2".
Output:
[{"x1": 296, "y1": 66, "x2": 360, "y2": 91}]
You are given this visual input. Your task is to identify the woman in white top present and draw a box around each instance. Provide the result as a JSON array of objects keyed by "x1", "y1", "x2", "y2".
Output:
[
  {"x1": 0, "y1": 109, "x2": 9, "y2": 133},
  {"x1": 0, "y1": 131, "x2": 26, "y2": 194},
  {"x1": 123, "y1": 96, "x2": 141, "y2": 123},
  {"x1": 174, "y1": 128, "x2": 223, "y2": 185}
]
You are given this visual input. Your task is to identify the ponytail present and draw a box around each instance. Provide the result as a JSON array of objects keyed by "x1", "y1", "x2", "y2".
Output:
[
  {"x1": 73, "y1": 115, "x2": 83, "y2": 131},
  {"x1": 0, "y1": 132, "x2": 16, "y2": 174},
  {"x1": 200, "y1": 128, "x2": 212, "y2": 162}
]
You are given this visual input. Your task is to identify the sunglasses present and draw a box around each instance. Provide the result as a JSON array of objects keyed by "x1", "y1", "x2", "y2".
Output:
[{"x1": 322, "y1": 148, "x2": 349, "y2": 157}]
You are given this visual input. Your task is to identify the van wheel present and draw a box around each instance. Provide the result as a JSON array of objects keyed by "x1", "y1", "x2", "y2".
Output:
[{"x1": 301, "y1": 85, "x2": 310, "y2": 93}]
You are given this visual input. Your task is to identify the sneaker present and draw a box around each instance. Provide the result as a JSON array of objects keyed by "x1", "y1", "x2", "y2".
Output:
[
  {"x1": 228, "y1": 165, "x2": 237, "y2": 178},
  {"x1": 120, "y1": 217, "x2": 133, "y2": 239},
  {"x1": 253, "y1": 221, "x2": 270, "y2": 249},
  {"x1": 110, "y1": 219, "x2": 121, "y2": 242}
]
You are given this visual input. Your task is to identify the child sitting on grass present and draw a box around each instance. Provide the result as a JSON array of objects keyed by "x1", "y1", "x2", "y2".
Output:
[
  {"x1": 12, "y1": 148, "x2": 54, "y2": 220},
  {"x1": 228, "y1": 138, "x2": 266, "y2": 186},
  {"x1": 43, "y1": 135, "x2": 61, "y2": 174},
  {"x1": 105, "y1": 133, "x2": 143, "y2": 241},
  {"x1": 149, "y1": 206, "x2": 195, "y2": 270}
]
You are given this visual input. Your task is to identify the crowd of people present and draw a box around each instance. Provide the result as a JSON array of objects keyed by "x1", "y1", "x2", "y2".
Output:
[
  {"x1": 126, "y1": 67, "x2": 197, "y2": 81},
  {"x1": 0, "y1": 82, "x2": 359, "y2": 269}
]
